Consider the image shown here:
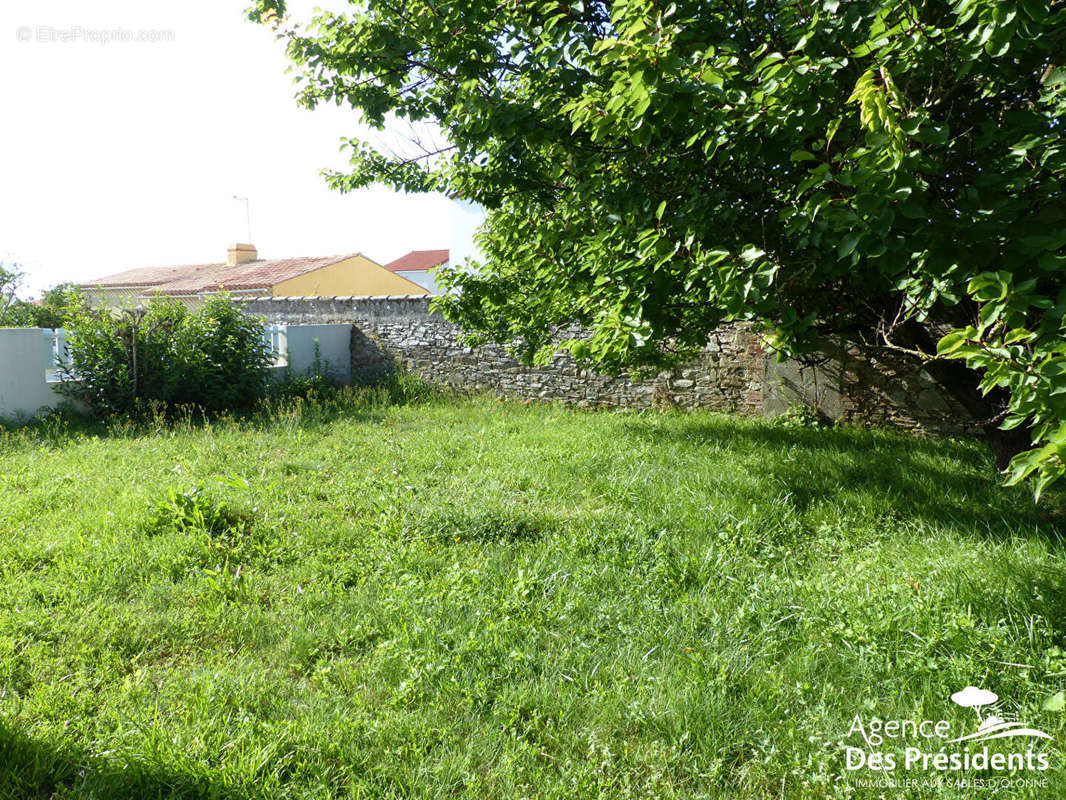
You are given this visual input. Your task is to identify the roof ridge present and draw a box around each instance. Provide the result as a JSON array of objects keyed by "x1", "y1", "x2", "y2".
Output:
[
  {"x1": 383, "y1": 248, "x2": 450, "y2": 273},
  {"x1": 80, "y1": 252, "x2": 370, "y2": 290}
]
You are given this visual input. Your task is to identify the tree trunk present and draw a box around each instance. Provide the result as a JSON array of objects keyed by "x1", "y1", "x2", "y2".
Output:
[{"x1": 882, "y1": 321, "x2": 1032, "y2": 471}]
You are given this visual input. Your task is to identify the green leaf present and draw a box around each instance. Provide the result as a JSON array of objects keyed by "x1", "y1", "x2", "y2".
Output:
[
  {"x1": 937, "y1": 331, "x2": 968, "y2": 356},
  {"x1": 1043, "y1": 67, "x2": 1066, "y2": 88},
  {"x1": 1002, "y1": 328, "x2": 1032, "y2": 344},
  {"x1": 1043, "y1": 691, "x2": 1065, "y2": 713},
  {"x1": 825, "y1": 118, "x2": 841, "y2": 148},
  {"x1": 837, "y1": 233, "x2": 861, "y2": 258}
]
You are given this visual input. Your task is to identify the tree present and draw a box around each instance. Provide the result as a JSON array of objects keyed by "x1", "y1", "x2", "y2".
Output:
[
  {"x1": 249, "y1": 0, "x2": 1066, "y2": 492},
  {"x1": 33, "y1": 283, "x2": 82, "y2": 329},
  {"x1": 0, "y1": 272, "x2": 83, "y2": 329},
  {"x1": 0, "y1": 263, "x2": 28, "y2": 327}
]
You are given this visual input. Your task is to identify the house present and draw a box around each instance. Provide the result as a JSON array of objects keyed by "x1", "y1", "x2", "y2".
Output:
[
  {"x1": 78, "y1": 244, "x2": 430, "y2": 308},
  {"x1": 383, "y1": 249, "x2": 449, "y2": 295}
]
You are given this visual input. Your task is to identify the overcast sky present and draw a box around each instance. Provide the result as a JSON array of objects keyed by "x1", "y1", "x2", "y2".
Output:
[{"x1": 0, "y1": 0, "x2": 453, "y2": 296}]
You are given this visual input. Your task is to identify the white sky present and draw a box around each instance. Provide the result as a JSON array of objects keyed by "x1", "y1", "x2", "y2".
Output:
[{"x1": 0, "y1": 0, "x2": 453, "y2": 297}]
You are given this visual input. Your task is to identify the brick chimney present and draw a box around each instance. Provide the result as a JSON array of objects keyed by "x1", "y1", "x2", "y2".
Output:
[{"x1": 227, "y1": 243, "x2": 258, "y2": 266}]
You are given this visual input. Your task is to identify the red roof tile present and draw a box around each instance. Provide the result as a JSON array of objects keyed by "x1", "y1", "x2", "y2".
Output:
[
  {"x1": 80, "y1": 254, "x2": 362, "y2": 295},
  {"x1": 383, "y1": 249, "x2": 449, "y2": 272},
  {"x1": 81, "y1": 263, "x2": 221, "y2": 289}
]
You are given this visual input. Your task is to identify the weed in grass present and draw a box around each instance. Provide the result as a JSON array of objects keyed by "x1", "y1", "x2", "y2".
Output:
[
  {"x1": 145, "y1": 485, "x2": 253, "y2": 540},
  {"x1": 769, "y1": 404, "x2": 830, "y2": 429}
]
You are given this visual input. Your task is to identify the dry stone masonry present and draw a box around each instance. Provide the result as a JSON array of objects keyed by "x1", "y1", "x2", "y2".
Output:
[{"x1": 239, "y1": 296, "x2": 980, "y2": 435}]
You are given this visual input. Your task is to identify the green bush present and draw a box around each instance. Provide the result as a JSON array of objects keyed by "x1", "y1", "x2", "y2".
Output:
[{"x1": 60, "y1": 295, "x2": 273, "y2": 417}]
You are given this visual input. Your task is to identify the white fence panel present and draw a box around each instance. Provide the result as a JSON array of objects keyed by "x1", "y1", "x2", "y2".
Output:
[
  {"x1": 43, "y1": 328, "x2": 70, "y2": 382},
  {"x1": 282, "y1": 324, "x2": 352, "y2": 384},
  {"x1": 263, "y1": 324, "x2": 288, "y2": 367}
]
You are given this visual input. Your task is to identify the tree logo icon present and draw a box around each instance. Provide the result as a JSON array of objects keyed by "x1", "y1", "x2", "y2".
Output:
[{"x1": 947, "y1": 686, "x2": 1052, "y2": 743}]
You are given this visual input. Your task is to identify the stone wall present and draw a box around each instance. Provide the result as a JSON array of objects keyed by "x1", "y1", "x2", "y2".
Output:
[{"x1": 238, "y1": 295, "x2": 980, "y2": 434}]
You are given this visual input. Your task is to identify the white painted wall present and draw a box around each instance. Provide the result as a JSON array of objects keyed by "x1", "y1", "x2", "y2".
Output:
[
  {"x1": 283, "y1": 324, "x2": 352, "y2": 384},
  {"x1": 450, "y1": 198, "x2": 486, "y2": 269},
  {"x1": 395, "y1": 269, "x2": 444, "y2": 295},
  {"x1": 0, "y1": 323, "x2": 356, "y2": 422},
  {"x1": 0, "y1": 328, "x2": 68, "y2": 420}
]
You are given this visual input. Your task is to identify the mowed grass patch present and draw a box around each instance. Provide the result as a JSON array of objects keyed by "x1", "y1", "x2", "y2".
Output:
[{"x1": 0, "y1": 392, "x2": 1064, "y2": 799}]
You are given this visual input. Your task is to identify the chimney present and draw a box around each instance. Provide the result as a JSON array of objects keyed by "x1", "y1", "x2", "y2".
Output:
[{"x1": 227, "y1": 243, "x2": 257, "y2": 266}]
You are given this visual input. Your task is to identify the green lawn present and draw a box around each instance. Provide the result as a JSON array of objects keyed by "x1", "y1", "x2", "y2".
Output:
[{"x1": 0, "y1": 391, "x2": 1064, "y2": 799}]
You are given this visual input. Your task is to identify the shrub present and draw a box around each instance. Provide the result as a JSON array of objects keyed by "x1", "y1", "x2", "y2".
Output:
[
  {"x1": 174, "y1": 296, "x2": 274, "y2": 412},
  {"x1": 60, "y1": 295, "x2": 273, "y2": 417}
]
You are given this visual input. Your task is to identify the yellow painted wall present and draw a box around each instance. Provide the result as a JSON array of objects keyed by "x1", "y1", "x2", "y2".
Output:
[{"x1": 273, "y1": 255, "x2": 428, "y2": 297}]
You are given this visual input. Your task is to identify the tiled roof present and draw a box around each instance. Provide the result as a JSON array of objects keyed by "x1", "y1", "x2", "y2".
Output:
[
  {"x1": 80, "y1": 254, "x2": 362, "y2": 296},
  {"x1": 383, "y1": 249, "x2": 449, "y2": 272}
]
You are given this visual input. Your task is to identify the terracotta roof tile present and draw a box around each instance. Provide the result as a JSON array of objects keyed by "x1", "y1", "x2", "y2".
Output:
[
  {"x1": 82, "y1": 263, "x2": 221, "y2": 289},
  {"x1": 80, "y1": 254, "x2": 361, "y2": 295},
  {"x1": 383, "y1": 249, "x2": 449, "y2": 272}
]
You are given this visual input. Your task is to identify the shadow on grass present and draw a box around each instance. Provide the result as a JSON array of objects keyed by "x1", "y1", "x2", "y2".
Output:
[
  {"x1": 0, "y1": 718, "x2": 262, "y2": 800},
  {"x1": 620, "y1": 417, "x2": 1066, "y2": 537},
  {"x1": 963, "y1": 553, "x2": 1066, "y2": 638}
]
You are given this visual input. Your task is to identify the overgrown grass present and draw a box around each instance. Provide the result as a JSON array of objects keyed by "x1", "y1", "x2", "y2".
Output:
[{"x1": 0, "y1": 390, "x2": 1064, "y2": 799}]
